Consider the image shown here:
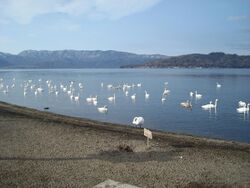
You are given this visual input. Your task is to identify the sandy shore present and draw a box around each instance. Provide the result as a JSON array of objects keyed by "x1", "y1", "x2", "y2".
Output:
[{"x1": 0, "y1": 101, "x2": 250, "y2": 188}]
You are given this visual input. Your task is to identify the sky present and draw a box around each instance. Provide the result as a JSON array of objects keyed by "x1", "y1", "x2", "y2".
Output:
[{"x1": 0, "y1": 0, "x2": 249, "y2": 56}]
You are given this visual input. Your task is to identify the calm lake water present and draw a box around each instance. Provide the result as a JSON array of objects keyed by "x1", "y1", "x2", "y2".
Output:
[{"x1": 0, "y1": 69, "x2": 250, "y2": 143}]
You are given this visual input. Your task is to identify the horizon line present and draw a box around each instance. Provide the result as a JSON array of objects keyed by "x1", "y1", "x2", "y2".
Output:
[{"x1": 1, "y1": 49, "x2": 250, "y2": 57}]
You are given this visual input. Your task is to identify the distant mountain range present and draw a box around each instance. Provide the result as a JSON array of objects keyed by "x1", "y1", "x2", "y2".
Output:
[
  {"x1": 0, "y1": 50, "x2": 167, "y2": 68},
  {"x1": 121, "y1": 52, "x2": 250, "y2": 68},
  {"x1": 0, "y1": 50, "x2": 249, "y2": 69}
]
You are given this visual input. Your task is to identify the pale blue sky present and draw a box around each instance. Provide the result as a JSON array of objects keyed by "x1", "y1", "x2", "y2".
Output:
[{"x1": 0, "y1": 0, "x2": 249, "y2": 55}]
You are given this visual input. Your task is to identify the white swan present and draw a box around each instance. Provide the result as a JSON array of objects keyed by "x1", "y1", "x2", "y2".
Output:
[
  {"x1": 161, "y1": 97, "x2": 166, "y2": 102},
  {"x1": 202, "y1": 99, "x2": 218, "y2": 109},
  {"x1": 195, "y1": 91, "x2": 202, "y2": 99},
  {"x1": 86, "y1": 95, "x2": 97, "y2": 103},
  {"x1": 237, "y1": 104, "x2": 249, "y2": 113},
  {"x1": 108, "y1": 94, "x2": 115, "y2": 102},
  {"x1": 62, "y1": 87, "x2": 66, "y2": 92},
  {"x1": 131, "y1": 94, "x2": 136, "y2": 100},
  {"x1": 216, "y1": 82, "x2": 221, "y2": 88},
  {"x1": 74, "y1": 94, "x2": 80, "y2": 101},
  {"x1": 86, "y1": 97, "x2": 92, "y2": 103},
  {"x1": 98, "y1": 105, "x2": 108, "y2": 113},
  {"x1": 93, "y1": 95, "x2": 98, "y2": 101},
  {"x1": 190, "y1": 92, "x2": 194, "y2": 97},
  {"x1": 238, "y1": 101, "x2": 246, "y2": 107},
  {"x1": 37, "y1": 87, "x2": 43, "y2": 92},
  {"x1": 163, "y1": 88, "x2": 170, "y2": 95},
  {"x1": 125, "y1": 90, "x2": 129, "y2": 96},
  {"x1": 107, "y1": 84, "x2": 113, "y2": 89},
  {"x1": 79, "y1": 83, "x2": 83, "y2": 89},
  {"x1": 145, "y1": 90, "x2": 150, "y2": 99},
  {"x1": 132, "y1": 117, "x2": 144, "y2": 127},
  {"x1": 180, "y1": 100, "x2": 192, "y2": 108}
]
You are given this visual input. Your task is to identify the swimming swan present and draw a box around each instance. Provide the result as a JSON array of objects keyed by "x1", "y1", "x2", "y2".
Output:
[
  {"x1": 216, "y1": 82, "x2": 221, "y2": 88},
  {"x1": 180, "y1": 100, "x2": 192, "y2": 108},
  {"x1": 108, "y1": 94, "x2": 115, "y2": 102},
  {"x1": 190, "y1": 92, "x2": 194, "y2": 97},
  {"x1": 202, "y1": 99, "x2": 218, "y2": 109},
  {"x1": 86, "y1": 95, "x2": 98, "y2": 103},
  {"x1": 195, "y1": 91, "x2": 202, "y2": 99},
  {"x1": 238, "y1": 101, "x2": 246, "y2": 107},
  {"x1": 98, "y1": 105, "x2": 108, "y2": 113},
  {"x1": 74, "y1": 94, "x2": 80, "y2": 101},
  {"x1": 131, "y1": 94, "x2": 136, "y2": 100},
  {"x1": 163, "y1": 88, "x2": 170, "y2": 95},
  {"x1": 145, "y1": 90, "x2": 150, "y2": 99},
  {"x1": 237, "y1": 104, "x2": 249, "y2": 113}
]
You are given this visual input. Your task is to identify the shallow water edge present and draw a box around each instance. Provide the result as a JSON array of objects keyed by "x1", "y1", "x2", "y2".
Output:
[{"x1": 1, "y1": 100, "x2": 250, "y2": 150}]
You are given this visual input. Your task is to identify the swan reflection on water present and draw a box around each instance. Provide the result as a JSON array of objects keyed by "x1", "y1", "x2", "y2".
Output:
[{"x1": 239, "y1": 112, "x2": 250, "y2": 122}]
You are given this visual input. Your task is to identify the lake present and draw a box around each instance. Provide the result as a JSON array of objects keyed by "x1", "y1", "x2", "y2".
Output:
[{"x1": 0, "y1": 69, "x2": 250, "y2": 143}]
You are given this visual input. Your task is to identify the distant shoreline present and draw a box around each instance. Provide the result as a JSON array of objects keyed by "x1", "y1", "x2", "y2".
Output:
[
  {"x1": 1, "y1": 50, "x2": 250, "y2": 69},
  {"x1": 0, "y1": 67, "x2": 250, "y2": 70}
]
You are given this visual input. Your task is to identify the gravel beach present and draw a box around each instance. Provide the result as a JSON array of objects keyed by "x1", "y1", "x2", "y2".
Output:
[{"x1": 0, "y1": 101, "x2": 250, "y2": 188}]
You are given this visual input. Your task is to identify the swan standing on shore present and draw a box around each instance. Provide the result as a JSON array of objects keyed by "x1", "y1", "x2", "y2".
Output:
[
  {"x1": 202, "y1": 99, "x2": 218, "y2": 109},
  {"x1": 132, "y1": 116, "x2": 144, "y2": 127}
]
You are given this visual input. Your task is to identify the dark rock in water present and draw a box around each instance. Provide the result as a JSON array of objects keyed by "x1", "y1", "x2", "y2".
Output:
[{"x1": 44, "y1": 107, "x2": 50, "y2": 110}]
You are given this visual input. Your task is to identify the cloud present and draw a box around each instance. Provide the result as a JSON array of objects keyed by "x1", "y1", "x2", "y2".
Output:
[
  {"x1": 0, "y1": 0, "x2": 161, "y2": 24},
  {"x1": 227, "y1": 15, "x2": 247, "y2": 21},
  {"x1": 46, "y1": 22, "x2": 81, "y2": 32},
  {"x1": 0, "y1": 0, "x2": 62, "y2": 24}
]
